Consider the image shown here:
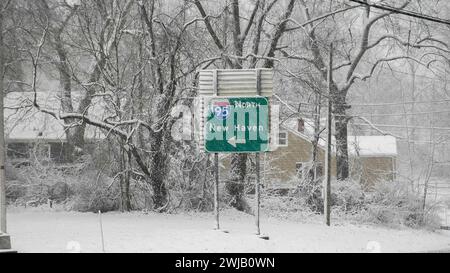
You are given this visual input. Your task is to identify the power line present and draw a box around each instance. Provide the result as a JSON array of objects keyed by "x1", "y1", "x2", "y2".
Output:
[
  {"x1": 360, "y1": 58, "x2": 449, "y2": 82},
  {"x1": 336, "y1": 0, "x2": 450, "y2": 32},
  {"x1": 352, "y1": 123, "x2": 450, "y2": 131},
  {"x1": 349, "y1": 0, "x2": 450, "y2": 26},
  {"x1": 282, "y1": 62, "x2": 449, "y2": 82},
  {"x1": 350, "y1": 99, "x2": 450, "y2": 107},
  {"x1": 366, "y1": 8, "x2": 450, "y2": 33},
  {"x1": 352, "y1": 110, "x2": 450, "y2": 117},
  {"x1": 294, "y1": 98, "x2": 450, "y2": 107},
  {"x1": 285, "y1": 30, "x2": 449, "y2": 82},
  {"x1": 396, "y1": 139, "x2": 450, "y2": 144},
  {"x1": 299, "y1": 109, "x2": 450, "y2": 117}
]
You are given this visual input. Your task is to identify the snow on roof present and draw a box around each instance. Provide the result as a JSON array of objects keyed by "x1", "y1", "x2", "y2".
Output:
[
  {"x1": 5, "y1": 91, "x2": 106, "y2": 141},
  {"x1": 281, "y1": 117, "x2": 397, "y2": 157},
  {"x1": 348, "y1": 135, "x2": 397, "y2": 157}
]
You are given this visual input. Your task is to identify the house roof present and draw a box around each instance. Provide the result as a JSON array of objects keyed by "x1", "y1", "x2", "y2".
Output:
[
  {"x1": 281, "y1": 117, "x2": 397, "y2": 157},
  {"x1": 348, "y1": 136, "x2": 397, "y2": 157},
  {"x1": 5, "y1": 91, "x2": 106, "y2": 141}
]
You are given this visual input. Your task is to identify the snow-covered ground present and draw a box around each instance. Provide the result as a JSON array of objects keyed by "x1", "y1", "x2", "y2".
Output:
[{"x1": 6, "y1": 208, "x2": 450, "y2": 253}]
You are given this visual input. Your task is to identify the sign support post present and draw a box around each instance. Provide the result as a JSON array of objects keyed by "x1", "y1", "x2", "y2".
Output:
[
  {"x1": 255, "y1": 69, "x2": 261, "y2": 236},
  {"x1": 255, "y1": 153, "x2": 261, "y2": 235},
  {"x1": 255, "y1": 69, "x2": 268, "y2": 240},
  {"x1": 324, "y1": 43, "x2": 333, "y2": 227},
  {"x1": 212, "y1": 70, "x2": 221, "y2": 231},
  {"x1": 214, "y1": 153, "x2": 220, "y2": 230}
]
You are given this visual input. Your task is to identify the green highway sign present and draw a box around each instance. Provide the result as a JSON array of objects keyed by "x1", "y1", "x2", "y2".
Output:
[{"x1": 204, "y1": 97, "x2": 269, "y2": 153}]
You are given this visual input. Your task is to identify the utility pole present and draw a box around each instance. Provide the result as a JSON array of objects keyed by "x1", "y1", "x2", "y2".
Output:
[
  {"x1": 324, "y1": 43, "x2": 333, "y2": 227},
  {"x1": 255, "y1": 69, "x2": 261, "y2": 236},
  {"x1": 212, "y1": 70, "x2": 220, "y2": 231},
  {"x1": 255, "y1": 153, "x2": 260, "y2": 235},
  {"x1": 0, "y1": 7, "x2": 12, "y2": 250},
  {"x1": 255, "y1": 69, "x2": 268, "y2": 240}
]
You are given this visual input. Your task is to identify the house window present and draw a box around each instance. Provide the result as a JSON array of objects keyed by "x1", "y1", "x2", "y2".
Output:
[
  {"x1": 316, "y1": 163, "x2": 323, "y2": 178},
  {"x1": 7, "y1": 143, "x2": 30, "y2": 159},
  {"x1": 296, "y1": 162, "x2": 323, "y2": 181},
  {"x1": 295, "y1": 162, "x2": 303, "y2": 178},
  {"x1": 279, "y1": 131, "x2": 288, "y2": 147},
  {"x1": 309, "y1": 163, "x2": 323, "y2": 179}
]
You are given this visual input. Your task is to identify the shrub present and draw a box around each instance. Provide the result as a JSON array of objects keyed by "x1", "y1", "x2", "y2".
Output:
[
  {"x1": 331, "y1": 179, "x2": 366, "y2": 214},
  {"x1": 259, "y1": 190, "x2": 318, "y2": 221},
  {"x1": 260, "y1": 176, "x2": 441, "y2": 229},
  {"x1": 6, "y1": 155, "x2": 120, "y2": 212},
  {"x1": 294, "y1": 175, "x2": 323, "y2": 213},
  {"x1": 362, "y1": 181, "x2": 441, "y2": 228},
  {"x1": 66, "y1": 170, "x2": 119, "y2": 213}
]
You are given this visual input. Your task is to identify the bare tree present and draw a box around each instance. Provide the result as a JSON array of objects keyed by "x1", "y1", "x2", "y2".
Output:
[
  {"x1": 18, "y1": 0, "x2": 216, "y2": 211},
  {"x1": 33, "y1": 0, "x2": 82, "y2": 161},
  {"x1": 283, "y1": 0, "x2": 449, "y2": 181},
  {"x1": 194, "y1": 0, "x2": 296, "y2": 212}
]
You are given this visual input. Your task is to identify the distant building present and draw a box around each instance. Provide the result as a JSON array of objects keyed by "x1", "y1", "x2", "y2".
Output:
[
  {"x1": 219, "y1": 116, "x2": 398, "y2": 188},
  {"x1": 263, "y1": 117, "x2": 398, "y2": 188},
  {"x1": 4, "y1": 92, "x2": 105, "y2": 164}
]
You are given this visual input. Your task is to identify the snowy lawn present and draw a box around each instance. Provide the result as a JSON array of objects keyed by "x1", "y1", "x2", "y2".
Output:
[{"x1": 6, "y1": 208, "x2": 450, "y2": 253}]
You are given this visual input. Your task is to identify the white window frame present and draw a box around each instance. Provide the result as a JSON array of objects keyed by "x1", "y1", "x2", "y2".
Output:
[
  {"x1": 295, "y1": 162, "x2": 304, "y2": 178},
  {"x1": 278, "y1": 131, "x2": 288, "y2": 147}
]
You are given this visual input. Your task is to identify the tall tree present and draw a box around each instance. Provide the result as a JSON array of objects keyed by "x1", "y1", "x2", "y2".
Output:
[
  {"x1": 22, "y1": 0, "x2": 211, "y2": 211},
  {"x1": 194, "y1": 0, "x2": 296, "y2": 212},
  {"x1": 284, "y1": 0, "x2": 449, "y2": 180},
  {"x1": 34, "y1": 0, "x2": 81, "y2": 161}
]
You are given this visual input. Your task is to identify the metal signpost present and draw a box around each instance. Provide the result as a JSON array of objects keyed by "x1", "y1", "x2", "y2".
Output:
[{"x1": 199, "y1": 69, "x2": 272, "y2": 238}]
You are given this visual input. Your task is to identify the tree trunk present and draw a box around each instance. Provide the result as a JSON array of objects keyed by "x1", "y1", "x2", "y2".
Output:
[
  {"x1": 334, "y1": 112, "x2": 349, "y2": 180},
  {"x1": 54, "y1": 35, "x2": 80, "y2": 162},
  {"x1": 119, "y1": 147, "x2": 132, "y2": 212},
  {"x1": 66, "y1": 62, "x2": 105, "y2": 158},
  {"x1": 148, "y1": 130, "x2": 169, "y2": 210},
  {"x1": 227, "y1": 153, "x2": 252, "y2": 213}
]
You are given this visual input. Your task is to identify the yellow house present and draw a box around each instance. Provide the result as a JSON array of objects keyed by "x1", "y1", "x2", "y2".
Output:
[
  {"x1": 263, "y1": 117, "x2": 398, "y2": 188},
  {"x1": 220, "y1": 117, "x2": 398, "y2": 189}
]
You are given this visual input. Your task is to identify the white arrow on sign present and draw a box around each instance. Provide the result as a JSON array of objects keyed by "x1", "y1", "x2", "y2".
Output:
[{"x1": 228, "y1": 136, "x2": 246, "y2": 148}]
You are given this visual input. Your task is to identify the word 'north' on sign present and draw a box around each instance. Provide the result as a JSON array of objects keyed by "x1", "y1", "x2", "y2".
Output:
[{"x1": 204, "y1": 97, "x2": 269, "y2": 153}]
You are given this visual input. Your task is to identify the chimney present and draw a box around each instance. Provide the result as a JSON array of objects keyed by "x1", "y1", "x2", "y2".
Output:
[{"x1": 297, "y1": 118, "x2": 305, "y2": 133}]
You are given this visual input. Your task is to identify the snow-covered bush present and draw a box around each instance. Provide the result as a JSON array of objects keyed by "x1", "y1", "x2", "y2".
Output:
[
  {"x1": 259, "y1": 190, "x2": 318, "y2": 221},
  {"x1": 362, "y1": 181, "x2": 440, "y2": 228},
  {"x1": 294, "y1": 174, "x2": 323, "y2": 213},
  {"x1": 6, "y1": 155, "x2": 120, "y2": 212},
  {"x1": 259, "y1": 178, "x2": 441, "y2": 229},
  {"x1": 162, "y1": 146, "x2": 216, "y2": 213},
  {"x1": 5, "y1": 163, "x2": 27, "y2": 201},
  {"x1": 7, "y1": 160, "x2": 69, "y2": 207},
  {"x1": 331, "y1": 179, "x2": 366, "y2": 214},
  {"x1": 65, "y1": 170, "x2": 119, "y2": 213},
  {"x1": 329, "y1": 179, "x2": 440, "y2": 228}
]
